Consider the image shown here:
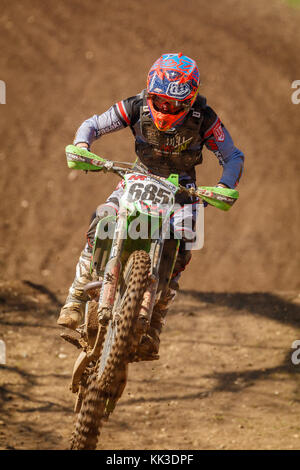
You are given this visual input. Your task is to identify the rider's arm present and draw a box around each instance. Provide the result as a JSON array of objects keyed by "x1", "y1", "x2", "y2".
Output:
[
  {"x1": 74, "y1": 106, "x2": 126, "y2": 148},
  {"x1": 73, "y1": 93, "x2": 143, "y2": 148},
  {"x1": 202, "y1": 109, "x2": 245, "y2": 189}
]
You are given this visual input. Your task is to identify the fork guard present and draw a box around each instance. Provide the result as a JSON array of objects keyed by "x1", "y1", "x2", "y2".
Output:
[
  {"x1": 71, "y1": 323, "x2": 108, "y2": 393},
  {"x1": 138, "y1": 274, "x2": 159, "y2": 327},
  {"x1": 71, "y1": 350, "x2": 89, "y2": 393}
]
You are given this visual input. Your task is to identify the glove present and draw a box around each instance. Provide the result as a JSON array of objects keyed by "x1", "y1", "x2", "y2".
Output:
[{"x1": 76, "y1": 142, "x2": 90, "y2": 151}]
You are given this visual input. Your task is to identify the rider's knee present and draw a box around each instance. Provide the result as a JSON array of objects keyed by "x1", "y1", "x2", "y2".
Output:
[{"x1": 96, "y1": 201, "x2": 118, "y2": 218}]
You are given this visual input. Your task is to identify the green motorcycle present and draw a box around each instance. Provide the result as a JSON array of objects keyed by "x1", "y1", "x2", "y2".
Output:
[{"x1": 61, "y1": 144, "x2": 239, "y2": 450}]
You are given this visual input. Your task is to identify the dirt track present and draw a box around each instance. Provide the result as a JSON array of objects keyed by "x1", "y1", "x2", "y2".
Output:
[
  {"x1": 0, "y1": 0, "x2": 300, "y2": 451},
  {"x1": 1, "y1": 280, "x2": 300, "y2": 450}
]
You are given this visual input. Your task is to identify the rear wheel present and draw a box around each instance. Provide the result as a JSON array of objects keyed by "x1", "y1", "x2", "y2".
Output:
[{"x1": 70, "y1": 250, "x2": 151, "y2": 450}]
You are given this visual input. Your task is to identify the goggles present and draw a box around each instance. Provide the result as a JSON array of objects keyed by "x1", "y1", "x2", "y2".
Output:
[{"x1": 150, "y1": 94, "x2": 191, "y2": 115}]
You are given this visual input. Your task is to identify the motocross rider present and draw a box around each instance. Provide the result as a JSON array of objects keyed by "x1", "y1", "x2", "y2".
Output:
[{"x1": 57, "y1": 53, "x2": 244, "y2": 359}]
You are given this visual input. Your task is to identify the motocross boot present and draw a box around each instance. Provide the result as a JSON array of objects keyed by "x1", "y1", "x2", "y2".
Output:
[
  {"x1": 57, "y1": 250, "x2": 92, "y2": 330},
  {"x1": 134, "y1": 247, "x2": 189, "y2": 361},
  {"x1": 135, "y1": 281, "x2": 178, "y2": 361}
]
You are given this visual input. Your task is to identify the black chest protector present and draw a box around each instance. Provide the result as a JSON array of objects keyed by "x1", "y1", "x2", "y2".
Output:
[{"x1": 136, "y1": 94, "x2": 207, "y2": 178}]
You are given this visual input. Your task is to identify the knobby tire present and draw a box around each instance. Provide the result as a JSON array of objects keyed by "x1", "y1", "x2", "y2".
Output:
[{"x1": 70, "y1": 250, "x2": 151, "y2": 450}]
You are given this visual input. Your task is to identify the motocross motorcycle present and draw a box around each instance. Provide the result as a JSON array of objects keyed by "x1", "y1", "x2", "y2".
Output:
[{"x1": 60, "y1": 144, "x2": 239, "y2": 450}]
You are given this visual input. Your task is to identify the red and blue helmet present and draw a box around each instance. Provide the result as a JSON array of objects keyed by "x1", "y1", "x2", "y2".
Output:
[{"x1": 147, "y1": 53, "x2": 200, "y2": 131}]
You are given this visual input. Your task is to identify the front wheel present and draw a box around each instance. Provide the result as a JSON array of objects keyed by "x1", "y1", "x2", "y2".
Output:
[{"x1": 70, "y1": 250, "x2": 151, "y2": 450}]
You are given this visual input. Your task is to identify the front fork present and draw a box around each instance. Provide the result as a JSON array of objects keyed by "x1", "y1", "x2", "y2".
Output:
[
  {"x1": 70, "y1": 217, "x2": 174, "y2": 394},
  {"x1": 97, "y1": 207, "x2": 127, "y2": 324},
  {"x1": 70, "y1": 210, "x2": 127, "y2": 394},
  {"x1": 137, "y1": 219, "x2": 170, "y2": 333},
  {"x1": 97, "y1": 211, "x2": 169, "y2": 327}
]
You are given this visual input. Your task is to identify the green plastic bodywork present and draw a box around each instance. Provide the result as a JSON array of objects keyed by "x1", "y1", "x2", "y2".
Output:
[
  {"x1": 66, "y1": 144, "x2": 106, "y2": 171},
  {"x1": 122, "y1": 174, "x2": 177, "y2": 220},
  {"x1": 167, "y1": 174, "x2": 179, "y2": 187},
  {"x1": 91, "y1": 215, "x2": 152, "y2": 275}
]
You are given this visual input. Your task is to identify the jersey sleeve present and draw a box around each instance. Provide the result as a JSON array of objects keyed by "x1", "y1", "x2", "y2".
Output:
[
  {"x1": 203, "y1": 109, "x2": 245, "y2": 188},
  {"x1": 73, "y1": 93, "x2": 143, "y2": 147}
]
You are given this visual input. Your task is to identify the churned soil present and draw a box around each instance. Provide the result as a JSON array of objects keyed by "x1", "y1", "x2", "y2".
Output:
[
  {"x1": 0, "y1": 280, "x2": 300, "y2": 450},
  {"x1": 0, "y1": 0, "x2": 299, "y2": 295},
  {"x1": 0, "y1": 0, "x2": 299, "y2": 451}
]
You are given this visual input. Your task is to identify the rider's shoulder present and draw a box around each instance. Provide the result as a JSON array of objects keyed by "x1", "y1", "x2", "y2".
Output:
[
  {"x1": 200, "y1": 99, "x2": 219, "y2": 133},
  {"x1": 194, "y1": 94, "x2": 207, "y2": 109},
  {"x1": 123, "y1": 90, "x2": 145, "y2": 108},
  {"x1": 191, "y1": 94, "x2": 218, "y2": 130},
  {"x1": 121, "y1": 90, "x2": 145, "y2": 125}
]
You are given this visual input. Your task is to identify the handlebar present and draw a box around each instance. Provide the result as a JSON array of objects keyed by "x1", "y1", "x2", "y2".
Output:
[{"x1": 65, "y1": 145, "x2": 239, "y2": 211}]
